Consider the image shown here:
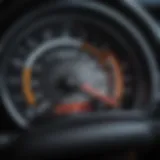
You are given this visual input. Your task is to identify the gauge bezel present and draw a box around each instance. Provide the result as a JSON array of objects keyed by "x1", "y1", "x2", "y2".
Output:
[{"x1": 0, "y1": 1, "x2": 158, "y2": 129}]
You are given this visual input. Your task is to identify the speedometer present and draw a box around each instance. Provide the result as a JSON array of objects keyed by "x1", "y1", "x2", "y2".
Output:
[{"x1": 0, "y1": 2, "x2": 158, "y2": 128}]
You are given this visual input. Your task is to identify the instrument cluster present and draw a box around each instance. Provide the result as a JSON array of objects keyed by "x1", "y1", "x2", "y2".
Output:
[{"x1": 0, "y1": 0, "x2": 159, "y2": 130}]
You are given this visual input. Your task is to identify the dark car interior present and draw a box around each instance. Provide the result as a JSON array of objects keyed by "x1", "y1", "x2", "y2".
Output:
[{"x1": 1, "y1": 0, "x2": 160, "y2": 159}]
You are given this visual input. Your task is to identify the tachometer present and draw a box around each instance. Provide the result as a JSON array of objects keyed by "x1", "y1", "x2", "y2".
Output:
[{"x1": 0, "y1": 2, "x2": 157, "y2": 128}]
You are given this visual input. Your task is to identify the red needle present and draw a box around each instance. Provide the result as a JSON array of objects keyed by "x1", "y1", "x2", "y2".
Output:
[
  {"x1": 55, "y1": 102, "x2": 92, "y2": 115},
  {"x1": 80, "y1": 83, "x2": 117, "y2": 107}
]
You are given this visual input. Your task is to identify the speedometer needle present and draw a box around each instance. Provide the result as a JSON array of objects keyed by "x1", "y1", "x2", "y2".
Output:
[{"x1": 80, "y1": 83, "x2": 117, "y2": 107}]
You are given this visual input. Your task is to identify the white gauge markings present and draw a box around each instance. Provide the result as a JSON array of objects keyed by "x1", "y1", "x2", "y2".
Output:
[
  {"x1": 8, "y1": 77, "x2": 21, "y2": 85},
  {"x1": 43, "y1": 29, "x2": 53, "y2": 40},
  {"x1": 12, "y1": 59, "x2": 23, "y2": 68},
  {"x1": 26, "y1": 38, "x2": 39, "y2": 48}
]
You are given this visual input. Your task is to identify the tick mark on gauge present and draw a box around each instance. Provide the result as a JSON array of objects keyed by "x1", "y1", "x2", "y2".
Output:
[
  {"x1": 19, "y1": 46, "x2": 28, "y2": 54},
  {"x1": 43, "y1": 29, "x2": 53, "y2": 40},
  {"x1": 31, "y1": 80, "x2": 40, "y2": 87},
  {"x1": 32, "y1": 65, "x2": 42, "y2": 73},
  {"x1": 37, "y1": 101, "x2": 51, "y2": 113},
  {"x1": 25, "y1": 107, "x2": 36, "y2": 119},
  {"x1": 26, "y1": 38, "x2": 38, "y2": 48},
  {"x1": 35, "y1": 92, "x2": 44, "y2": 100},
  {"x1": 12, "y1": 59, "x2": 23, "y2": 68},
  {"x1": 61, "y1": 21, "x2": 72, "y2": 37},
  {"x1": 8, "y1": 77, "x2": 21, "y2": 85},
  {"x1": 14, "y1": 95, "x2": 23, "y2": 102}
]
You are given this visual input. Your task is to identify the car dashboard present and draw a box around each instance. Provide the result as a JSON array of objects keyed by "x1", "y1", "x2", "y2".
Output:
[{"x1": 0, "y1": 0, "x2": 160, "y2": 159}]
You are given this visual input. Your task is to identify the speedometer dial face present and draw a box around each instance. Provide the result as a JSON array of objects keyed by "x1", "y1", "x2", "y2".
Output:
[{"x1": 0, "y1": 13, "x2": 150, "y2": 128}]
